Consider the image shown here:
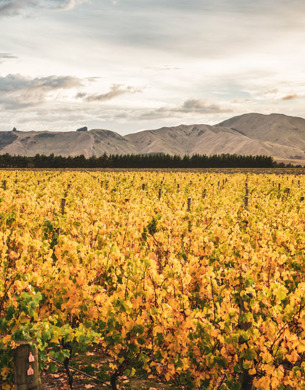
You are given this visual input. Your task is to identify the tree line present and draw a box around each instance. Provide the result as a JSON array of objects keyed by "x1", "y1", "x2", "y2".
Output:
[{"x1": 0, "y1": 152, "x2": 295, "y2": 168}]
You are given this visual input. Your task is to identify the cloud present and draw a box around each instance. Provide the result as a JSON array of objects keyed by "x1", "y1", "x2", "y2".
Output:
[
  {"x1": 0, "y1": 53, "x2": 17, "y2": 63},
  {"x1": 144, "y1": 65, "x2": 181, "y2": 71},
  {"x1": 281, "y1": 94, "x2": 300, "y2": 101},
  {"x1": 0, "y1": 0, "x2": 88, "y2": 16},
  {"x1": 0, "y1": 0, "x2": 35, "y2": 16},
  {"x1": 77, "y1": 84, "x2": 142, "y2": 103},
  {"x1": 137, "y1": 98, "x2": 233, "y2": 120},
  {"x1": 0, "y1": 73, "x2": 82, "y2": 109},
  {"x1": 179, "y1": 99, "x2": 231, "y2": 114},
  {"x1": 54, "y1": 0, "x2": 88, "y2": 10}
]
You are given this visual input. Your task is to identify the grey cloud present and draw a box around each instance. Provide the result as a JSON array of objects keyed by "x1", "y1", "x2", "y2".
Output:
[
  {"x1": 282, "y1": 94, "x2": 300, "y2": 101},
  {"x1": 180, "y1": 99, "x2": 230, "y2": 114},
  {"x1": 137, "y1": 99, "x2": 232, "y2": 120},
  {"x1": 0, "y1": 74, "x2": 82, "y2": 109},
  {"x1": 82, "y1": 0, "x2": 305, "y2": 63},
  {"x1": 0, "y1": 0, "x2": 88, "y2": 16},
  {"x1": 0, "y1": 73, "x2": 81, "y2": 92},
  {"x1": 0, "y1": 53, "x2": 18, "y2": 63},
  {"x1": 76, "y1": 92, "x2": 87, "y2": 99},
  {"x1": 77, "y1": 84, "x2": 142, "y2": 103},
  {"x1": 0, "y1": 0, "x2": 36, "y2": 16},
  {"x1": 41, "y1": 98, "x2": 229, "y2": 125}
]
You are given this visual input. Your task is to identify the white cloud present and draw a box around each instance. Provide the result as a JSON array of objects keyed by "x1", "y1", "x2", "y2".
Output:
[
  {"x1": 54, "y1": 0, "x2": 88, "y2": 10},
  {"x1": 0, "y1": 0, "x2": 88, "y2": 16},
  {"x1": 0, "y1": 74, "x2": 82, "y2": 108}
]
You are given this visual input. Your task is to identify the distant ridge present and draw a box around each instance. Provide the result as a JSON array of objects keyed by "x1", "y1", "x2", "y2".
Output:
[{"x1": 2, "y1": 113, "x2": 305, "y2": 163}]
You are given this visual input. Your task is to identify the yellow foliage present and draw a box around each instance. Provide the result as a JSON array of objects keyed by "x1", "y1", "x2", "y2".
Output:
[{"x1": 0, "y1": 171, "x2": 305, "y2": 389}]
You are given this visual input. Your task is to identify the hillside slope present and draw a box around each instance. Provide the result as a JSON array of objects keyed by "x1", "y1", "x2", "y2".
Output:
[
  {"x1": 0, "y1": 129, "x2": 137, "y2": 158},
  {"x1": 1, "y1": 113, "x2": 305, "y2": 162}
]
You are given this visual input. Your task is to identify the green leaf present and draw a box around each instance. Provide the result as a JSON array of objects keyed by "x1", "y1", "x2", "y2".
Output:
[
  {"x1": 242, "y1": 349, "x2": 256, "y2": 361},
  {"x1": 48, "y1": 362, "x2": 58, "y2": 373}
]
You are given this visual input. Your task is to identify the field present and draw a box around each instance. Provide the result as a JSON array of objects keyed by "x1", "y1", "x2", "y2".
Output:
[{"x1": 1, "y1": 169, "x2": 305, "y2": 390}]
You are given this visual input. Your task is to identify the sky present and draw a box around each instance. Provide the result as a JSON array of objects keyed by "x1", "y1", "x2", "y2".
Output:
[{"x1": 0, "y1": 0, "x2": 305, "y2": 134}]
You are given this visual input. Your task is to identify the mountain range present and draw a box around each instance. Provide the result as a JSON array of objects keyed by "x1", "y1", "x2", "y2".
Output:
[{"x1": 2, "y1": 113, "x2": 305, "y2": 163}]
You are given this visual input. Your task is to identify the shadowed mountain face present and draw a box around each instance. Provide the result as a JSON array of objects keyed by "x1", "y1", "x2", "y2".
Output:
[{"x1": 2, "y1": 113, "x2": 305, "y2": 163}]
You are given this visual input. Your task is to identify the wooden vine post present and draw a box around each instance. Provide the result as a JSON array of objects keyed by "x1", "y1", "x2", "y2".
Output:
[
  {"x1": 187, "y1": 197, "x2": 191, "y2": 212},
  {"x1": 61, "y1": 198, "x2": 66, "y2": 215},
  {"x1": 14, "y1": 341, "x2": 40, "y2": 390},
  {"x1": 187, "y1": 197, "x2": 192, "y2": 232},
  {"x1": 245, "y1": 182, "x2": 249, "y2": 210}
]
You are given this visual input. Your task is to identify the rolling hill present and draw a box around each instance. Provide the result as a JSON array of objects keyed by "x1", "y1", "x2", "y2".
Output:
[{"x1": 2, "y1": 113, "x2": 305, "y2": 163}]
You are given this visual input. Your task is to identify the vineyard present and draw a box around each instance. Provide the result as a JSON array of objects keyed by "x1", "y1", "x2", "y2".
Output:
[{"x1": 1, "y1": 170, "x2": 305, "y2": 390}]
